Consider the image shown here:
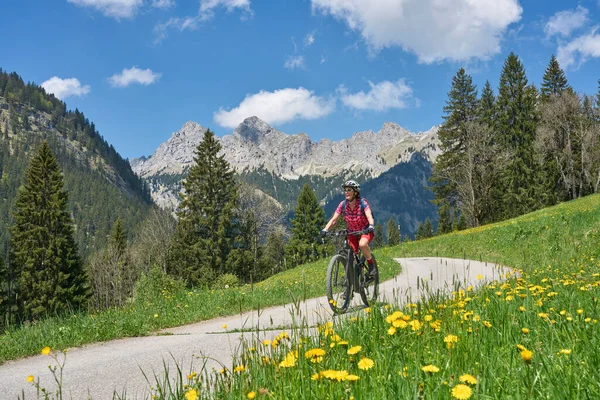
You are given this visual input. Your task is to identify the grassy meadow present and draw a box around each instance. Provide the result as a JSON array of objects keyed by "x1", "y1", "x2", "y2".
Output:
[{"x1": 11, "y1": 193, "x2": 600, "y2": 399}]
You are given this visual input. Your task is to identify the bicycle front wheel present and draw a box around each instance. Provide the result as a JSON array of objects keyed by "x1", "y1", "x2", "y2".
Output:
[
  {"x1": 326, "y1": 254, "x2": 350, "y2": 314},
  {"x1": 359, "y1": 255, "x2": 379, "y2": 307}
]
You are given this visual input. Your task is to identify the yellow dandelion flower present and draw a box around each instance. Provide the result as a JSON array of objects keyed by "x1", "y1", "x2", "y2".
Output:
[
  {"x1": 521, "y1": 328, "x2": 530, "y2": 334},
  {"x1": 387, "y1": 326, "x2": 397, "y2": 335},
  {"x1": 520, "y1": 349, "x2": 533, "y2": 363},
  {"x1": 337, "y1": 340, "x2": 349, "y2": 346},
  {"x1": 519, "y1": 306, "x2": 526, "y2": 312},
  {"x1": 41, "y1": 347, "x2": 51, "y2": 355},
  {"x1": 27, "y1": 375, "x2": 34, "y2": 383},
  {"x1": 187, "y1": 372, "x2": 197, "y2": 380},
  {"x1": 247, "y1": 391, "x2": 256, "y2": 399},
  {"x1": 476, "y1": 274, "x2": 483, "y2": 280},
  {"x1": 483, "y1": 321, "x2": 492, "y2": 328},
  {"x1": 347, "y1": 346, "x2": 362, "y2": 355},
  {"x1": 184, "y1": 389, "x2": 198, "y2": 400},
  {"x1": 558, "y1": 349, "x2": 572, "y2": 355},
  {"x1": 409, "y1": 320, "x2": 422, "y2": 331},
  {"x1": 357, "y1": 357, "x2": 374, "y2": 370},
  {"x1": 262, "y1": 339, "x2": 271, "y2": 346},
  {"x1": 459, "y1": 374, "x2": 477, "y2": 385},
  {"x1": 577, "y1": 309, "x2": 583, "y2": 314},
  {"x1": 421, "y1": 364, "x2": 439, "y2": 373},
  {"x1": 451, "y1": 384, "x2": 473, "y2": 399},
  {"x1": 364, "y1": 307, "x2": 371, "y2": 313},
  {"x1": 424, "y1": 315, "x2": 433, "y2": 322},
  {"x1": 305, "y1": 348, "x2": 326, "y2": 359},
  {"x1": 311, "y1": 373, "x2": 320, "y2": 380},
  {"x1": 222, "y1": 324, "x2": 227, "y2": 329},
  {"x1": 279, "y1": 351, "x2": 297, "y2": 368},
  {"x1": 393, "y1": 319, "x2": 408, "y2": 329},
  {"x1": 345, "y1": 374, "x2": 360, "y2": 381},
  {"x1": 234, "y1": 364, "x2": 247, "y2": 373},
  {"x1": 154, "y1": 314, "x2": 158, "y2": 318}
]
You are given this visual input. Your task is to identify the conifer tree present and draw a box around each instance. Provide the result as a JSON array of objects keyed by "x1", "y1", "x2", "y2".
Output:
[
  {"x1": 423, "y1": 218, "x2": 434, "y2": 238},
  {"x1": 287, "y1": 183, "x2": 325, "y2": 266},
  {"x1": 373, "y1": 222, "x2": 385, "y2": 248},
  {"x1": 541, "y1": 55, "x2": 571, "y2": 101},
  {"x1": 430, "y1": 68, "x2": 478, "y2": 223},
  {"x1": 9, "y1": 141, "x2": 90, "y2": 320},
  {"x1": 168, "y1": 129, "x2": 238, "y2": 286},
  {"x1": 386, "y1": 217, "x2": 401, "y2": 246},
  {"x1": 109, "y1": 217, "x2": 127, "y2": 258},
  {"x1": 495, "y1": 53, "x2": 539, "y2": 218},
  {"x1": 437, "y1": 204, "x2": 452, "y2": 234},
  {"x1": 478, "y1": 81, "x2": 496, "y2": 127},
  {"x1": 263, "y1": 228, "x2": 287, "y2": 276}
]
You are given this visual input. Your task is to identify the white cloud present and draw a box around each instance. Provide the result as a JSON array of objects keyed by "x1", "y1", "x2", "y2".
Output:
[
  {"x1": 545, "y1": 6, "x2": 589, "y2": 38},
  {"x1": 214, "y1": 87, "x2": 335, "y2": 128},
  {"x1": 311, "y1": 0, "x2": 522, "y2": 63},
  {"x1": 151, "y1": 0, "x2": 174, "y2": 9},
  {"x1": 108, "y1": 67, "x2": 162, "y2": 87},
  {"x1": 41, "y1": 77, "x2": 91, "y2": 100},
  {"x1": 557, "y1": 28, "x2": 600, "y2": 69},
  {"x1": 339, "y1": 79, "x2": 412, "y2": 111},
  {"x1": 67, "y1": 0, "x2": 143, "y2": 19},
  {"x1": 284, "y1": 55, "x2": 305, "y2": 70},
  {"x1": 199, "y1": 0, "x2": 252, "y2": 20},
  {"x1": 304, "y1": 32, "x2": 316, "y2": 47},
  {"x1": 153, "y1": 0, "x2": 251, "y2": 43}
]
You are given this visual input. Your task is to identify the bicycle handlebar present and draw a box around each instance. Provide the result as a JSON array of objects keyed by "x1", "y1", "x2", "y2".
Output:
[{"x1": 322, "y1": 228, "x2": 371, "y2": 238}]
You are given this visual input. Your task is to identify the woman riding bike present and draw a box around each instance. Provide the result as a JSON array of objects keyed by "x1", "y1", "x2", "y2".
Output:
[{"x1": 321, "y1": 180, "x2": 377, "y2": 278}]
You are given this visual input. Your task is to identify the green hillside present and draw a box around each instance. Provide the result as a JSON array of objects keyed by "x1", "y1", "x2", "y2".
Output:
[{"x1": 0, "y1": 69, "x2": 153, "y2": 258}]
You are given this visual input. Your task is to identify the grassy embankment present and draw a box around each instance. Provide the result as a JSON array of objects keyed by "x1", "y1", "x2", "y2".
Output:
[{"x1": 162, "y1": 194, "x2": 600, "y2": 399}]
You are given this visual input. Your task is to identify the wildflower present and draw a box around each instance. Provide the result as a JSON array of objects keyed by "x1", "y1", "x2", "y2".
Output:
[
  {"x1": 519, "y1": 306, "x2": 526, "y2": 312},
  {"x1": 247, "y1": 391, "x2": 256, "y2": 399},
  {"x1": 27, "y1": 375, "x2": 34, "y2": 383},
  {"x1": 345, "y1": 374, "x2": 360, "y2": 381},
  {"x1": 558, "y1": 349, "x2": 572, "y2": 355},
  {"x1": 521, "y1": 328, "x2": 529, "y2": 334},
  {"x1": 41, "y1": 347, "x2": 51, "y2": 355},
  {"x1": 311, "y1": 373, "x2": 320, "y2": 380},
  {"x1": 358, "y1": 357, "x2": 374, "y2": 370},
  {"x1": 387, "y1": 326, "x2": 396, "y2": 335},
  {"x1": 234, "y1": 365, "x2": 247, "y2": 373},
  {"x1": 222, "y1": 324, "x2": 227, "y2": 329},
  {"x1": 322, "y1": 369, "x2": 349, "y2": 382},
  {"x1": 451, "y1": 384, "x2": 473, "y2": 399},
  {"x1": 421, "y1": 364, "x2": 439, "y2": 373},
  {"x1": 347, "y1": 346, "x2": 362, "y2": 355},
  {"x1": 185, "y1": 389, "x2": 198, "y2": 400},
  {"x1": 154, "y1": 314, "x2": 158, "y2": 318},
  {"x1": 305, "y1": 348, "x2": 326, "y2": 363},
  {"x1": 520, "y1": 349, "x2": 533, "y2": 363},
  {"x1": 187, "y1": 372, "x2": 197, "y2": 380},
  {"x1": 365, "y1": 307, "x2": 371, "y2": 313},
  {"x1": 262, "y1": 339, "x2": 271, "y2": 346},
  {"x1": 393, "y1": 319, "x2": 408, "y2": 329},
  {"x1": 444, "y1": 334, "x2": 459, "y2": 349},
  {"x1": 459, "y1": 374, "x2": 477, "y2": 385},
  {"x1": 424, "y1": 315, "x2": 433, "y2": 322},
  {"x1": 483, "y1": 321, "x2": 492, "y2": 328},
  {"x1": 279, "y1": 351, "x2": 297, "y2": 368},
  {"x1": 409, "y1": 320, "x2": 422, "y2": 331},
  {"x1": 476, "y1": 274, "x2": 483, "y2": 280}
]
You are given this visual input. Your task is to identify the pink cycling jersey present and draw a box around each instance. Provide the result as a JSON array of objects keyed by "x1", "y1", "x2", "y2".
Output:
[{"x1": 335, "y1": 198, "x2": 371, "y2": 232}]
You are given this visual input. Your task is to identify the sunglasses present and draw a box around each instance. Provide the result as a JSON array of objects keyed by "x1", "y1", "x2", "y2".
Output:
[{"x1": 343, "y1": 188, "x2": 354, "y2": 193}]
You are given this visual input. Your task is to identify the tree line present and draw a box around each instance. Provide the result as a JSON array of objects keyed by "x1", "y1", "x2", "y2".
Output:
[{"x1": 429, "y1": 53, "x2": 600, "y2": 232}]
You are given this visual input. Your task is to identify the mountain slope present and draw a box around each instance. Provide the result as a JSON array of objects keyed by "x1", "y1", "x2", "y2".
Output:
[{"x1": 0, "y1": 69, "x2": 153, "y2": 258}]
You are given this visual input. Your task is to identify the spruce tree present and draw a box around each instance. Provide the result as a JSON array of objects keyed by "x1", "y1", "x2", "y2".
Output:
[
  {"x1": 168, "y1": 129, "x2": 238, "y2": 286},
  {"x1": 478, "y1": 81, "x2": 496, "y2": 127},
  {"x1": 9, "y1": 141, "x2": 90, "y2": 320},
  {"x1": 287, "y1": 183, "x2": 325, "y2": 266},
  {"x1": 373, "y1": 222, "x2": 385, "y2": 248},
  {"x1": 541, "y1": 55, "x2": 570, "y2": 101},
  {"x1": 109, "y1": 217, "x2": 127, "y2": 258},
  {"x1": 495, "y1": 53, "x2": 539, "y2": 218},
  {"x1": 437, "y1": 204, "x2": 452, "y2": 234},
  {"x1": 423, "y1": 218, "x2": 434, "y2": 238},
  {"x1": 430, "y1": 68, "x2": 478, "y2": 223},
  {"x1": 263, "y1": 228, "x2": 287, "y2": 276},
  {"x1": 386, "y1": 217, "x2": 401, "y2": 246}
]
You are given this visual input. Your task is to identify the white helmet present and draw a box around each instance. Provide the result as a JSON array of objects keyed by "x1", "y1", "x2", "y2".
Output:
[{"x1": 342, "y1": 180, "x2": 360, "y2": 193}]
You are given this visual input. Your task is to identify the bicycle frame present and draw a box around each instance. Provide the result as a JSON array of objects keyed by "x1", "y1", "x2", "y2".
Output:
[{"x1": 340, "y1": 238, "x2": 364, "y2": 294}]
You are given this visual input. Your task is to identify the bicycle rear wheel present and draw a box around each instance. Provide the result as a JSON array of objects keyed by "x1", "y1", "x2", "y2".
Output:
[
  {"x1": 326, "y1": 254, "x2": 350, "y2": 314},
  {"x1": 359, "y1": 255, "x2": 379, "y2": 307}
]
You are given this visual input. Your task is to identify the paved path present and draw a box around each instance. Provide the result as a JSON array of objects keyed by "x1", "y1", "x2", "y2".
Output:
[{"x1": 0, "y1": 257, "x2": 509, "y2": 400}]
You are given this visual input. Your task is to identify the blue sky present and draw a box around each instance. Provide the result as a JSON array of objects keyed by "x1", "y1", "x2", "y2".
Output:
[{"x1": 2, "y1": 0, "x2": 600, "y2": 160}]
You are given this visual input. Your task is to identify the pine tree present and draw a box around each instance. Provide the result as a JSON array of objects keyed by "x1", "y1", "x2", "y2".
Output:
[
  {"x1": 437, "y1": 204, "x2": 452, "y2": 234},
  {"x1": 478, "y1": 81, "x2": 496, "y2": 127},
  {"x1": 495, "y1": 53, "x2": 539, "y2": 218},
  {"x1": 430, "y1": 68, "x2": 478, "y2": 222},
  {"x1": 422, "y1": 218, "x2": 434, "y2": 238},
  {"x1": 373, "y1": 222, "x2": 385, "y2": 248},
  {"x1": 109, "y1": 217, "x2": 127, "y2": 258},
  {"x1": 9, "y1": 141, "x2": 90, "y2": 320},
  {"x1": 263, "y1": 228, "x2": 287, "y2": 276},
  {"x1": 287, "y1": 183, "x2": 326, "y2": 266},
  {"x1": 541, "y1": 55, "x2": 570, "y2": 101},
  {"x1": 167, "y1": 129, "x2": 238, "y2": 286},
  {"x1": 386, "y1": 217, "x2": 401, "y2": 246}
]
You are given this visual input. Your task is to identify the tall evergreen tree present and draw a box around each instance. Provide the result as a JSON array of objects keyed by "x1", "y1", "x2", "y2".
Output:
[
  {"x1": 540, "y1": 55, "x2": 571, "y2": 101},
  {"x1": 167, "y1": 129, "x2": 238, "y2": 286},
  {"x1": 430, "y1": 68, "x2": 478, "y2": 224},
  {"x1": 478, "y1": 81, "x2": 496, "y2": 127},
  {"x1": 287, "y1": 183, "x2": 325, "y2": 266},
  {"x1": 386, "y1": 217, "x2": 401, "y2": 246},
  {"x1": 495, "y1": 53, "x2": 539, "y2": 218},
  {"x1": 436, "y1": 204, "x2": 452, "y2": 234},
  {"x1": 109, "y1": 217, "x2": 127, "y2": 258},
  {"x1": 9, "y1": 141, "x2": 90, "y2": 320},
  {"x1": 373, "y1": 222, "x2": 385, "y2": 248},
  {"x1": 263, "y1": 228, "x2": 287, "y2": 276},
  {"x1": 422, "y1": 218, "x2": 434, "y2": 238}
]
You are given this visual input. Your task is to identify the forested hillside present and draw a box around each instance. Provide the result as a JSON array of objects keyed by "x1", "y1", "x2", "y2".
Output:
[{"x1": 0, "y1": 69, "x2": 153, "y2": 259}]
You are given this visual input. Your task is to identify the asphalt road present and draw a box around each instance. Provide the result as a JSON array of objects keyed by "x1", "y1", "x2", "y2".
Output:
[{"x1": 0, "y1": 257, "x2": 509, "y2": 399}]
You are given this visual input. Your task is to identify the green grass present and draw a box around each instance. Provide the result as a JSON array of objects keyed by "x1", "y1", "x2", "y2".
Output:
[{"x1": 0, "y1": 249, "x2": 400, "y2": 364}]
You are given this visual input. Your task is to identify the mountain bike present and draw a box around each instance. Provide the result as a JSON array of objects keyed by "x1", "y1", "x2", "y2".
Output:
[{"x1": 322, "y1": 229, "x2": 379, "y2": 314}]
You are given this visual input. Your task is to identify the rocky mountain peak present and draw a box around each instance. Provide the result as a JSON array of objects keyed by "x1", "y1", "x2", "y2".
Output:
[{"x1": 233, "y1": 116, "x2": 280, "y2": 144}]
